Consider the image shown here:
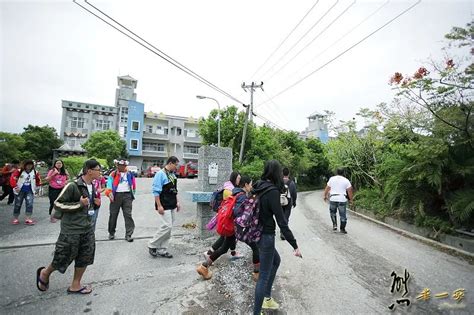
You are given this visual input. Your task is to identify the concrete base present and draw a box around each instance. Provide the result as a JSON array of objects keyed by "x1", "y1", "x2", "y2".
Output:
[{"x1": 196, "y1": 202, "x2": 216, "y2": 239}]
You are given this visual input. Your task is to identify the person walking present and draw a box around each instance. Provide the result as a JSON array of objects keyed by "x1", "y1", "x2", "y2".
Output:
[
  {"x1": 204, "y1": 171, "x2": 243, "y2": 260},
  {"x1": 36, "y1": 159, "x2": 101, "y2": 294},
  {"x1": 0, "y1": 160, "x2": 19, "y2": 205},
  {"x1": 252, "y1": 160, "x2": 302, "y2": 315},
  {"x1": 105, "y1": 158, "x2": 136, "y2": 242},
  {"x1": 148, "y1": 156, "x2": 181, "y2": 258},
  {"x1": 45, "y1": 159, "x2": 69, "y2": 223},
  {"x1": 197, "y1": 175, "x2": 259, "y2": 280},
  {"x1": 323, "y1": 168, "x2": 353, "y2": 234},
  {"x1": 280, "y1": 167, "x2": 297, "y2": 240},
  {"x1": 10, "y1": 160, "x2": 41, "y2": 225}
]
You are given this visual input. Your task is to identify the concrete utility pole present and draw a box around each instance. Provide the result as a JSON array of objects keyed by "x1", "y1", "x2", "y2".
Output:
[{"x1": 239, "y1": 81, "x2": 263, "y2": 164}]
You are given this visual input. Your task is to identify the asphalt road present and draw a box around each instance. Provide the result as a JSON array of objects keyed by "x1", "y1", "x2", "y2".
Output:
[{"x1": 0, "y1": 179, "x2": 472, "y2": 314}]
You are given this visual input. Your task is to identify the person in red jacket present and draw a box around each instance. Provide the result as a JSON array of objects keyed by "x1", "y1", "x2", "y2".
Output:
[
  {"x1": 0, "y1": 160, "x2": 19, "y2": 205},
  {"x1": 10, "y1": 160, "x2": 41, "y2": 225}
]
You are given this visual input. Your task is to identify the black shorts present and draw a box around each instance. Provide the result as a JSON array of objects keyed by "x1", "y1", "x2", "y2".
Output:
[{"x1": 52, "y1": 229, "x2": 95, "y2": 273}]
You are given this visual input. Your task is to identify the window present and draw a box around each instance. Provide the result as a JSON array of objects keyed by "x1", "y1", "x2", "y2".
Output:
[
  {"x1": 96, "y1": 120, "x2": 111, "y2": 130},
  {"x1": 120, "y1": 116, "x2": 128, "y2": 123},
  {"x1": 156, "y1": 126, "x2": 164, "y2": 135},
  {"x1": 130, "y1": 139, "x2": 139, "y2": 150},
  {"x1": 177, "y1": 128, "x2": 182, "y2": 136},
  {"x1": 131, "y1": 121, "x2": 140, "y2": 132},
  {"x1": 184, "y1": 145, "x2": 200, "y2": 154},
  {"x1": 70, "y1": 117, "x2": 86, "y2": 128},
  {"x1": 67, "y1": 137, "x2": 85, "y2": 147},
  {"x1": 121, "y1": 107, "x2": 128, "y2": 115},
  {"x1": 186, "y1": 129, "x2": 196, "y2": 137},
  {"x1": 146, "y1": 125, "x2": 153, "y2": 133},
  {"x1": 143, "y1": 142, "x2": 165, "y2": 152},
  {"x1": 164, "y1": 127, "x2": 169, "y2": 135}
]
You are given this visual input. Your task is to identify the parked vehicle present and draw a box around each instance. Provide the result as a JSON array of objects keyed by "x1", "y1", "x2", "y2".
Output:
[
  {"x1": 127, "y1": 165, "x2": 139, "y2": 177},
  {"x1": 146, "y1": 165, "x2": 161, "y2": 178},
  {"x1": 176, "y1": 162, "x2": 198, "y2": 178}
]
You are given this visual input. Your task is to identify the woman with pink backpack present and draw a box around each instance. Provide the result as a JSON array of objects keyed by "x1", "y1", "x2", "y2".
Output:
[{"x1": 197, "y1": 176, "x2": 260, "y2": 281}]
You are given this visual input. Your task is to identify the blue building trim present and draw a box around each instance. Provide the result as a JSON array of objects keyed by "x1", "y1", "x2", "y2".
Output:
[{"x1": 126, "y1": 100, "x2": 144, "y2": 156}]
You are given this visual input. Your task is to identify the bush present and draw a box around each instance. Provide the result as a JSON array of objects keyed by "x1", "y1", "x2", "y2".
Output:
[
  {"x1": 61, "y1": 156, "x2": 108, "y2": 178},
  {"x1": 354, "y1": 187, "x2": 391, "y2": 218}
]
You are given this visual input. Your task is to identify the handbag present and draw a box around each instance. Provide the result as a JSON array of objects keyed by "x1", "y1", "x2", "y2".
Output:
[{"x1": 205, "y1": 214, "x2": 218, "y2": 230}]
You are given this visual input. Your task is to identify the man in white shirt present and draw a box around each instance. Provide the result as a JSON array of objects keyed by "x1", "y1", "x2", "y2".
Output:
[
  {"x1": 323, "y1": 168, "x2": 353, "y2": 234},
  {"x1": 105, "y1": 158, "x2": 136, "y2": 242}
]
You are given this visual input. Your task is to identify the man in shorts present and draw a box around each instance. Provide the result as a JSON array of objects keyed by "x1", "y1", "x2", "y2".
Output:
[{"x1": 36, "y1": 159, "x2": 101, "y2": 294}]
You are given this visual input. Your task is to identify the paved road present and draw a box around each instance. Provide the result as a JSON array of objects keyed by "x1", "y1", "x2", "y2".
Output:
[{"x1": 0, "y1": 180, "x2": 472, "y2": 314}]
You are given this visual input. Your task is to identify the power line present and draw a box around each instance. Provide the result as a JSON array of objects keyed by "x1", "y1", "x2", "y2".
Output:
[
  {"x1": 256, "y1": 0, "x2": 389, "y2": 110},
  {"x1": 253, "y1": 111, "x2": 287, "y2": 131},
  {"x1": 282, "y1": 0, "x2": 390, "y2": 85},
  {"x1": 257, "y1": 0, "x2": 422, "y2": 107},
  {"x1": 249, "y1": 0, "x2": 320, "y2": 80},
  {"x1": 74, "y1": 0, "x2": 245, "y2": 106},
  {"x1": 259, "y1": 0, "x2": 340, "y2": 81},
  {"x1": 265, "y1": 0, "x2": 356, "y2": 83}
]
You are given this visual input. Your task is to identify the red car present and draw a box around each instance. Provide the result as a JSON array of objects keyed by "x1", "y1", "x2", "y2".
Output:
[
  {"x1": 146, "y1": 165, "x2": 161, "y2": 178},
  {"x1": 176, "y1": 162, "x2": 198, "y2": 178}
]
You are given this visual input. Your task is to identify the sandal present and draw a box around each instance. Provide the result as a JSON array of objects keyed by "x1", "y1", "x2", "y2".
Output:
[
  {"x1": 158, "y1": 251, "x2": 173, "y2": 258},
  {"x1": 67, "y1": 286, "x2": 92, "y2": 295},
  {"x1": 36, "y1": 267, "x2": 49, "y2": 292},
  {"x1": 11, "y1": 218, "x2": 19, "y2": 225},
  {"x1": 25, "y1": 219, "x2": 36, "y2": 225}
]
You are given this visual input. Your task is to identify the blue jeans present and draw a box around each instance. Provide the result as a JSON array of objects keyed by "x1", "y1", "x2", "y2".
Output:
[
  {"x1": 13, "y1": 191, "x2": 34, "y2": 217},
  {"x1": 329, "y1": 201, "x2": 347, "y2": 223},
  {"x1": 254, "y1": 233, "x2": 281, "y2": 315}
]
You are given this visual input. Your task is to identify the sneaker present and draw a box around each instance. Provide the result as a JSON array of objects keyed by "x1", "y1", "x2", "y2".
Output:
[
  {"x1": 262, "y1": 297, "x2": 280, "y2": 310},
  {"x1": 229, "y1": 251, "x2": 244, "y2": 261},
  {"x1": 149, "y1": 248, "x2": 158, "y2": 257},
  {"x1": 332, "y1": 224, "x2": 337, "y2": 231},
  {"x1": 340, "y1": 228, "x2": 347, "y2": 234},
  {"x1": 108, "y1": 234, "x2": 115, "y2": 240},
  {"x1": 125, "y1": 235, "x2": 134, "y2": 242},
  {"x1": 25, "y1": 219, "x2": 36, "y2": 225},
  {"x1": 11, "y1": 218, "x2": 19, "y2": 225},
  {"x1": 196, "y1": 264, "x2": 212, "y2": 280}
]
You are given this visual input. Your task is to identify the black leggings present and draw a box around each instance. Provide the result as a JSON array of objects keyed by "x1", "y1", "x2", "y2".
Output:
[
  {"x1": 210, "y1": 235, "x2": 236, "y2": 262},
  {"x1": 212, "y1": 235, "x2": 236, "y2": 252},
  {"x1": 247, "y1": 241, "x2": 260, "y2": 265},
  {"x1": 48, "y1": 186, "x2": 63, "y2": 215}
]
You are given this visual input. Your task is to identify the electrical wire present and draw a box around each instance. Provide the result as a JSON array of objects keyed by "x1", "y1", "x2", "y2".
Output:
[
  {"x1": 259, "y1": 0, "x2": 340, "y2": 80},
  {"x1": 257, "y1": 0, "x2": 421, "y2": 108},
  {"x1": 74, "y1": 0, "x2": 245, "y2": 106},
  {"x1": 265, "y1": 0, "x2": 356, "y2": 83},
  {"x1": 249, "y1": 0, "x2": 320, "y2": 80},
  {"x1": 283, "y1": 0, "x2": 390, "y2": 85}
]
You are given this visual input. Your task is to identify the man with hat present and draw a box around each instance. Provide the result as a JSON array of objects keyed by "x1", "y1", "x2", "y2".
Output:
[{"x1": 105, "y1": 158, "x2": 136, "y2": 242}]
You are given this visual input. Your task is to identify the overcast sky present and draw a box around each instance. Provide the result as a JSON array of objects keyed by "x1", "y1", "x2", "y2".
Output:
[{"x1": 1, "y1": 0, "x2": 472, "y2": 134}]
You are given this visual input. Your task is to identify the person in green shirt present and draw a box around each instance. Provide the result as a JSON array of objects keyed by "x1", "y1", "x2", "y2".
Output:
[{"x1": 36, "y1": 159, "x2": 101, "y2": 295}]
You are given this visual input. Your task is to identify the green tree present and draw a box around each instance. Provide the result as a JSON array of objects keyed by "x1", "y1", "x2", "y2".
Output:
[
  {"x1": 62, "y1": 156, "x2": 108, "y2": 178},
  {"x1": 20, "y1": 125, "x2": 63, "y2": 165},
  {"x1": 81, "y1": 130, "x2": 127, "y2": 167},
  {"x1": 303, "y1": 138, "x2": 330, "y2": 187},
  {"x1": 198, "y1": 105, "x2": 255, "y2": 163},
  {"x1": 0, "y1": 132, "x2": 25, "y2": 165}
]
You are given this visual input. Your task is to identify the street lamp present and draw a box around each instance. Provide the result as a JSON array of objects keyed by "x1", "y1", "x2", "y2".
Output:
[{"x1": 196, "y1": 95, "x2": 221, "y2": 147}]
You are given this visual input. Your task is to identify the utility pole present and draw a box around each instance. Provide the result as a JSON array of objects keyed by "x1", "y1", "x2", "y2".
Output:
[{"x1": 239, "y1": 81, "x2": 263, "y2": 164}]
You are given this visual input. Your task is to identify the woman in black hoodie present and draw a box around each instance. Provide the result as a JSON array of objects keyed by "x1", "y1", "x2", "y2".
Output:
[{"x1": 252, "y1": 160, "x2": 302, "y2": 314}]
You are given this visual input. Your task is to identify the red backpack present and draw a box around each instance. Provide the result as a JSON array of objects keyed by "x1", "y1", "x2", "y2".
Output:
[{"x1": 216, "y1": 193, "x2": 243, "y2": 237}]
